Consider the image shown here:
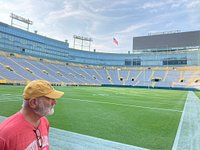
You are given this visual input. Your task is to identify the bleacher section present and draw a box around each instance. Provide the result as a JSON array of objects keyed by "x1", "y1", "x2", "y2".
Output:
[{"x1": 0, "y1": 52, "x2": 200, "y2": 90}]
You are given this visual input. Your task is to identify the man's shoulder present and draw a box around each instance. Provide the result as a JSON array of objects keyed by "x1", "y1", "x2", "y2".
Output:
[
  {"x1": 40, "y1": 116, "x2": 49, "y2": 127},
  {"x1": 0, "y1": 112, "x2": 23, "y2": 135},
  {"x1": 40, "y1": 116, "x2": 48, "y2": 122},
  {"x1": 1, "y1": 112, "x2": 22, "y2": 125}
]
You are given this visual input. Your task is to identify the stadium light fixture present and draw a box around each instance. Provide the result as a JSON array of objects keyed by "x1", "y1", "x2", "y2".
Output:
[
  {"x1": 73, "y1": 35, "x2": 93, "y2": 51},
  {"x1": 10, "y1": 13, "x2": 33, "y2": 31}
]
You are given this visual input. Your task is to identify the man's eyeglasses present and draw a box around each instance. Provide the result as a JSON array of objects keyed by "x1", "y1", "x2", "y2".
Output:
[{"x1": 34, "y1": 128, "x2": 43, "y2": 148}]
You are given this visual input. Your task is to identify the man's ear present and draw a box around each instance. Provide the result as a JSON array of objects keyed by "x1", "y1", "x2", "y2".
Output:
[{"x1": 28, "y1": 98, "x2": 38, "y2": 109}]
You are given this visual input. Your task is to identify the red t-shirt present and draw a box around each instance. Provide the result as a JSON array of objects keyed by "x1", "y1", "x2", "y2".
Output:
[{"x1": 0, "y1": 112, "x2": 50, "y2": 150}]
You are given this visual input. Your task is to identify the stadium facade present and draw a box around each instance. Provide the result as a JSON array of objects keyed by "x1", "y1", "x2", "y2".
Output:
[{"x1": 0, "y1": 21, "x2": 199, "y2": 67}]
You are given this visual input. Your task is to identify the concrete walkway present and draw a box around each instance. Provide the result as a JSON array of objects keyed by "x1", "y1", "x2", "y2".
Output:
[
  {"x1": 49, "y1": 128, "x2": 148, "y2": 150},
  {"x1": 172, "y1": 91, "x2": 200, "y2": 150}
]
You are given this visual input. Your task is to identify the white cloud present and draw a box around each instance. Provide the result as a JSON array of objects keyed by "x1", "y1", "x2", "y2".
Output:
[
  {"x1": 186, "y1": 0, "x2": 200, "y2": 8},
  {"x1": 0, "y1": 0, "x2": 199, "y2": 53},
  {"x1": 118, "y1": 24, "x2": 149, "y2": 34},
  {"x1": 142, "y1": 1, "x2": 166, "y2": 9}
]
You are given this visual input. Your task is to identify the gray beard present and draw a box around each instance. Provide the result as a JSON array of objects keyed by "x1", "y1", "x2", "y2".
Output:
[{"x1": 34, "y1": 104, "x2": 55, "y2": 117}]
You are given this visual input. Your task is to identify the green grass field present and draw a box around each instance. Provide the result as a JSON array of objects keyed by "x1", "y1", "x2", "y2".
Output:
[
  {"x1": 0, "y1": 85, "x2": 187, "y2": 150},
  {"x1": 195, "y1": 91, "x2": 200, "y2": 99}
]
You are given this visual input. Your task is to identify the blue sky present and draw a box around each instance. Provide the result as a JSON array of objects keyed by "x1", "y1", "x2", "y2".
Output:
[{"x1": 0, "y1": 0, "x2": 200, "y2": 53}]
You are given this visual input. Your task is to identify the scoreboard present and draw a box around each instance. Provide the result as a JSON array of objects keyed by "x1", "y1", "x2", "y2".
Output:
[{"x1": 133, "y1": 30, "x2": 200, "y2": 51}]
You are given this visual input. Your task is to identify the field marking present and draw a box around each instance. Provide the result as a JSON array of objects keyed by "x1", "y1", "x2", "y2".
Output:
[
  {"x1": 92, "y1": 91, "x2": 186, "y2": 106},
  {"x1": 66, "y1": 97, "x2": 182, "y2": 113},
  {"x1": 172, "y1": 91, "x2": 200, "y2": 150},
  {"x1": 0, "y1": 93, "x2": 182, "y2": 112},
  {"x1": 0, "y1": 99, "x2": 22, "y2": 102},
  {"x1": 92, "y1": 93, "x2": 110, "y2": 96},
  {"x1": 172, "y1": 92, "x2": 188, "y2": 150},
  {"x1": 0, "y1": 94, "x2": 22, "y2": 102},
  {"x1": 0, "y1": 94, "x2": 22, "y2": 97}
]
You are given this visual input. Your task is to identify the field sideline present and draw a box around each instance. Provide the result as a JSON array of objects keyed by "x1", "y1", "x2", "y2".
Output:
[{"x1": 0, "y1": 86, "x2": 188, "y2": 149}]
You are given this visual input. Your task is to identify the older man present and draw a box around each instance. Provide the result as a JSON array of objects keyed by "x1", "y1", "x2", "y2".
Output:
[{"x1": 0, "y1": 80, "x2": 64, "y2": 150}]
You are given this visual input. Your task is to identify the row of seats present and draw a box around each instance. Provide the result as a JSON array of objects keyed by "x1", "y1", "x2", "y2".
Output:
[{"x1": 0, "y1": 54, "x2": 199, "y2": 89}]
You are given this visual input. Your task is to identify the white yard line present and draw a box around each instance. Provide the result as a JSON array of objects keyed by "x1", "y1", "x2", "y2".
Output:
[
  {"x1": 0, "y1": 94, "x2": 182, "y2": 112},
  {"x1": 66, "y1": 97, "x2": 182, "y2": 113},
  {"x1": 172, "y1": 91, "x2": 200, "y2": 150},
  {"x1": 0, "y1": 95, "x2": 182, "y2": 113},
  {"x1": 0, "y1": 94, "x2": 22, "y2": 102},
  {"x1": 0, "y1": 94, "x2": 22, "y2": 97},
  {"x1": 0, "y1": 99, "x2": 22, "y2": 102},
  {"x1": 172, "y1": 92, "x2": 189, "y2": 150}
]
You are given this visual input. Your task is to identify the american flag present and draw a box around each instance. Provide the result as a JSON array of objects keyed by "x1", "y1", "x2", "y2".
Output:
[{"x1": 113, "y1": 37, "x2": 118, "y2": 45}]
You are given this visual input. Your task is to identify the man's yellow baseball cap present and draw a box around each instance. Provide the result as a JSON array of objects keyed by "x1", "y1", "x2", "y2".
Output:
[{"x1": 23, "y1": 80, "x2": 64, "y2": 100}]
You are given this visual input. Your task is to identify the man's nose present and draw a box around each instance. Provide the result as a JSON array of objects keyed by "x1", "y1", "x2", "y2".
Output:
[{"x1": 51, "y1": 99, "x2": 57, "y2": 105}]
